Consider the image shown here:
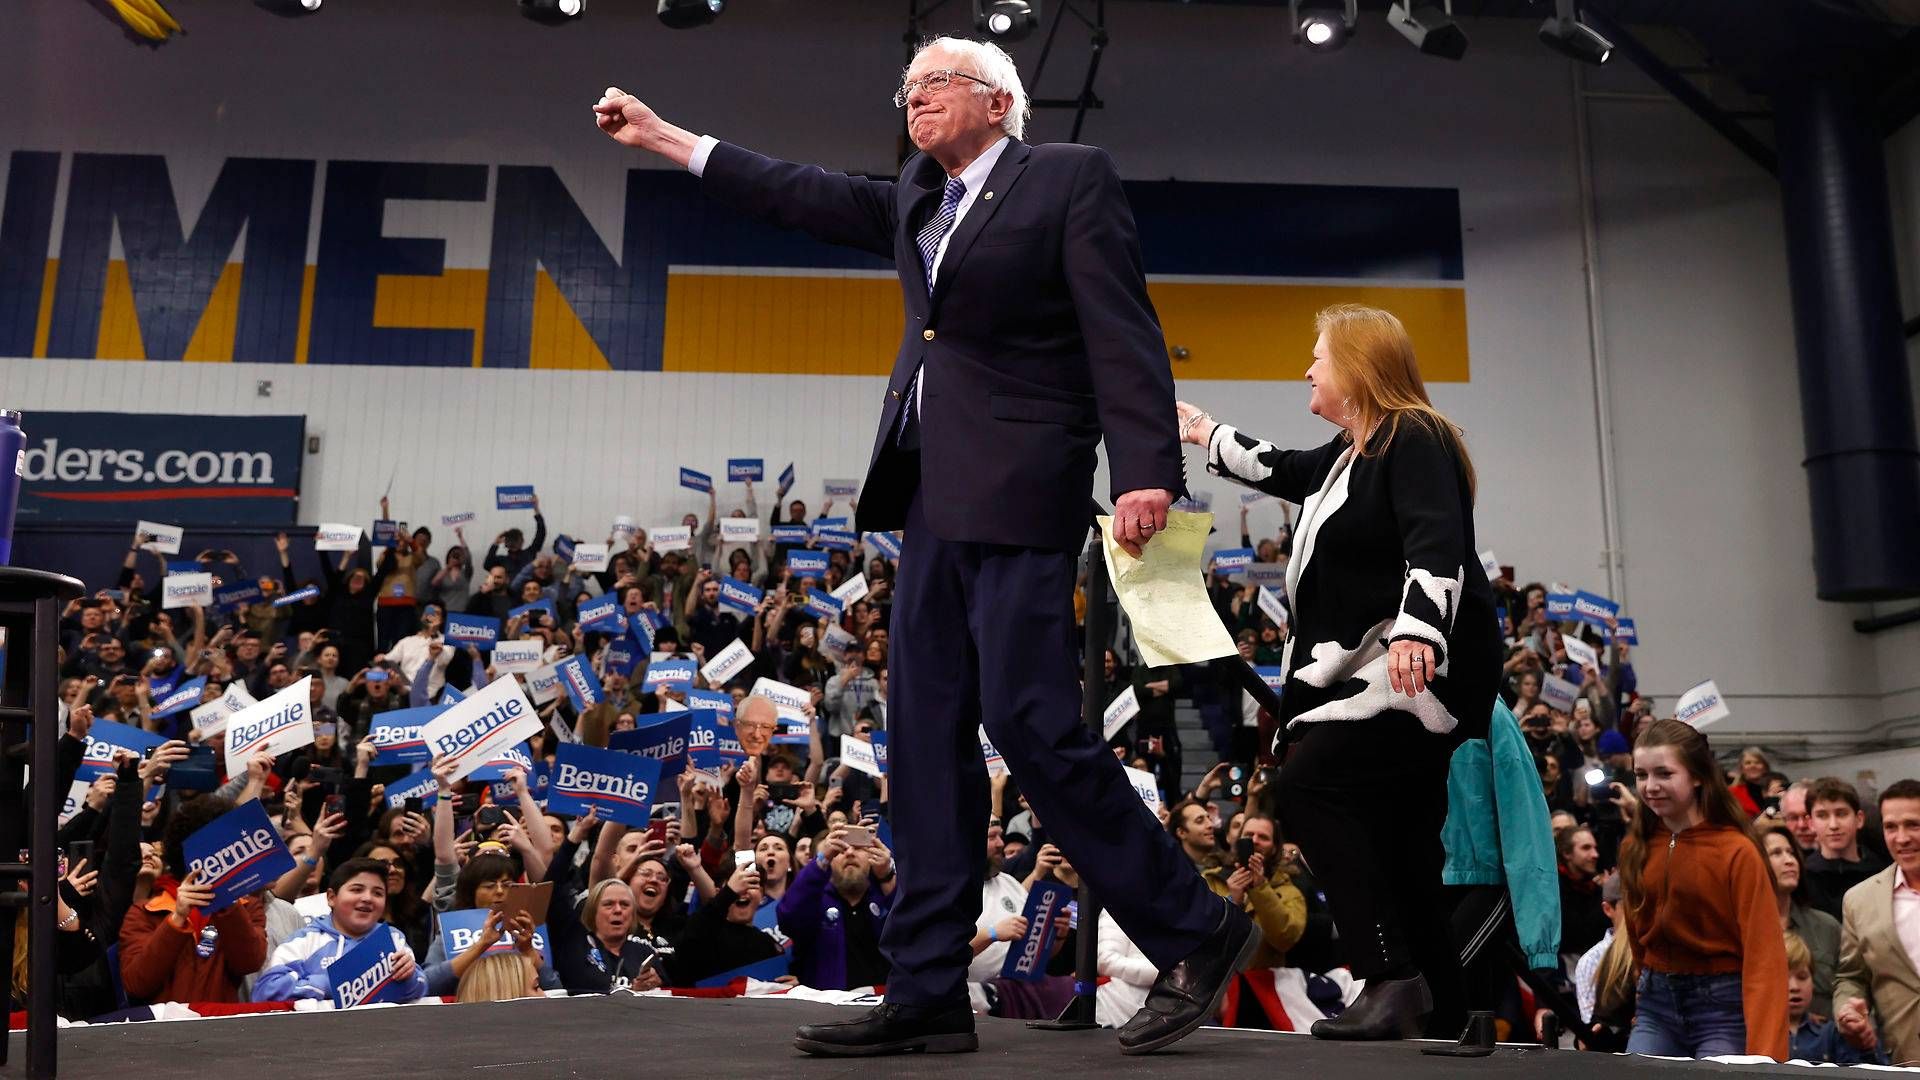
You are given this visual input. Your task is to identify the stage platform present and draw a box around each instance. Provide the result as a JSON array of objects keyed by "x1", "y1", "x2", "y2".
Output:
[{"x1": 11, "y1": 995, "x2": 1811, "y2": 1078}]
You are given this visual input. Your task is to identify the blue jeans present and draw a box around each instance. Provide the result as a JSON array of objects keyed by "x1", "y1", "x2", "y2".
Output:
[{"x1": 1627, "y1": 970, "x2": 1746, "y2": 1058}]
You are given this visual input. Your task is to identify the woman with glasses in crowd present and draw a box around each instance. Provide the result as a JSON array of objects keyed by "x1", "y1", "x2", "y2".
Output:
[
  {"x1": 1760, "y1": 821, "x2": 1840, "y2": 1018},
  {"x1": 1174, "y1": 304, "x2": 1501, "y2": 1041},
  {"x1": 422, "y1": 849, "x2": 562, "y2": 996}
]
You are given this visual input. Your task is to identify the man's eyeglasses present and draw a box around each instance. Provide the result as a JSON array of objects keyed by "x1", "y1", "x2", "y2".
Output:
[{"x1": 894, "y1": 69, "x2": 991, "y2": 108}]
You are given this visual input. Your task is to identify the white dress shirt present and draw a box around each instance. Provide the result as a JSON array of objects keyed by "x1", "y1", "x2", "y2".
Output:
[
  {"x1": 1895, "y1": 869, "x2": 1920, "y2": 980},
  {"x1": 687, "y1": 132, "x2": 1012, "y2": 420}
]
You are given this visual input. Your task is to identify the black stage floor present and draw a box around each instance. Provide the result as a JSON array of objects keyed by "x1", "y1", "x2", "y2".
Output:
[{"x1": 11, "y1": 995, "x2": 1820, "y2": 1078}]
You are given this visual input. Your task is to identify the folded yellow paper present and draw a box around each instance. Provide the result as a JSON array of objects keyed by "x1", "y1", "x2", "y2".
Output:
[{"x1": 1097, "y1": 511, "x2": 1239, "y2": 668}]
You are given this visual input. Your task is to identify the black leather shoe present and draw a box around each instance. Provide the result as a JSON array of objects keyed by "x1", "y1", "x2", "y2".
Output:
[
  {"x1": 1116, "y1": 902, "x2": 1261, "y2": 1055},
  {"x1": 794, "y1": 1001, "x2": 978, "y2": 1057},
  {"x1": 1309, "y1": 973, "x2": 1432, "y2": 1040}
]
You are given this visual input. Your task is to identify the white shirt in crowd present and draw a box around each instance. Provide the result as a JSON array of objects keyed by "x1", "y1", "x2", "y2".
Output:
[
  {"x1": 1573, "y1": 927, "x2": 1613, "y2": 1024},
  {"x1": 969, "y1": 871, "x2": 1029, "y2": 1014},
  {"x1": 386, "y1": 632, "x2": 451, "y2": 698},
  {"x1": 1096, "y1": 912, "x2": 1157, "y2": 1029}
]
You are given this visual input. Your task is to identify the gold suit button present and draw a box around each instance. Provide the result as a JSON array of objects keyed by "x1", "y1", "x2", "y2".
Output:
[
  {"x1": 889, "y1": 389, "x2": 901, "y2": 400},
  {"x1": 923, "y1": 329, "x2": 936, "y2": 341}
]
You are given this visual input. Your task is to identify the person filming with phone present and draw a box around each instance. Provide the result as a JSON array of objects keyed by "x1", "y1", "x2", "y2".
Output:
[{"x1": 779, "y1": 822, "x2": 898, "y2": 990}]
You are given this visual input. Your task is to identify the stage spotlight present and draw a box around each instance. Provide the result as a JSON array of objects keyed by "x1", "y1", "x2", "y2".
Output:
[
  {"x1": 657, "y1": 0, "x2": 722, "y2": 29},
  {"x1": 973, "y1": 0, "x2": 1036, "y2": 41},
  {"x1": 1290, "y1": 0, "x2": 1355, "y2": 50},
  {"x1": 1387, "y1": 1, "x2": 1467, "y2": 60},
  {"x1": 1539, "y1": 0, "x2": 1612, "y2": 64},
  {"x1": 519, "y1": 0, "x2": 582, "y2": 22},
  {"x1": 254, "y1": 0, "x2": 320, "y2": 15}
]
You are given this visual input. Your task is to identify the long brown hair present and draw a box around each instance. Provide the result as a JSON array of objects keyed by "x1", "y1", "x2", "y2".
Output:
[
  {"x1": 1617, "y1": 719, "x2": 1767, "y2": 927},
  {"x1": 1315, "y1": 303, "x2": 1477, "y2": 501},
  {"x1": 1592, "y1": 894, "x2": 1636, "y2": 1020}
]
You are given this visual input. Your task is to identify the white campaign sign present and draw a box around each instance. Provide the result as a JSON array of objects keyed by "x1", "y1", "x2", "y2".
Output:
[
  {"x1": 137, "y1": 520, "x2": 184, "y2": 554},
  {"x1": 441, "y1": 511, "x2": 477, "y2": 528},
  {"x1": 1561, "y1": 634, "x2": 1600, "y2": 672},
  {"x1": 1123, "y1": 766, "x2": 1163, "y2": 815},
  {"x1": 492, "y1": 640, "x2": 544, "y2": 674},
  {"x1": 61, "y1": 779, "x2": 91, "y2": 826},
  {"x1": 719, "y1": 518, "x2": 760, "y2": 546},
  {"x1": 821, "y1": 624, "x2": 859, "y2": 660},
  {"x1": 1478, "y1": 550, "x2": 1502, "y2": 581},
  {"x1": 315, "y1": 523, "x2": 363, "y2": 551},
  {"x1": 1675, "y1": 679, "x2": 1731, "y2": 729},
  {"x1": 977, "y1": 725, "x2": 1007, "y2": 777},
  {"x1": 1239, "y1": 491, "x2": 1267, "y2": 506},
  {"x1": 750, "y1": 677, "x2": 809, "y2": 721},
  {"x1": 570, "y1": 543, "x2": 610, "y2": 573},
  {"x1": 191, "y1": 696, "x2": 232, "y2": 737},
  {"x1": 701, "y1": 639, "x2": 754, "y2": 686},
  {"x1": 223, "y1": 677, "x2": 315, "y2": 774},
  {"x1": 651, "y1": 526, "x2": 692, "y2": 553},
  {"x1": 1257, "y1": 586, "x2": 1289, "y2": 630},
  {"x1": 162, "y1": 572, "x2": 213, "y2": 609},
  {"x1": 1103, "y1": 685, "x2": 1141, "y2": 739},
  {"x1": 1539, "y1": 673, "x2": 1580, "y2": 713},
  {"x1": 420, "y1": 675, "x2": 542, "y2": 781},
  {"x1": 840, "y1": 734, "x2": 883, "y2": 778},
  {"x1": 830, "y1": 573, "x2": 869, "y2": 605},
  {"x1": 524, "y1": 663, "x2": 563, "y2": 705}
]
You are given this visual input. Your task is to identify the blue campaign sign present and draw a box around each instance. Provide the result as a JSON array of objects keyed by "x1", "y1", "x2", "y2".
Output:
[
  {"x1": 679, "y1": 467, "x2": 713, "y2": 493},
  {"x1": 466, "y1": 742, "x2": 536, "y2": 784},
  {"x1": 439, "y1": 685, "x2": 465, "y2": 706},
  {"x1": 693, "y1": 951, "x2": 791, "y2": 989},
  {"x1": 871, "y1": 731, "x2": 888, "y2": 775},
  {"x1": 182, "y1": 799, "x2": 296, "y2": 914},
  {"x1": 329, "y1": 930, "x2": 411, "y2": 1009},
  {"x1": 816, "y1": 530, "x2": 857, "y2": 552},
  {"x1": 866, "y1": 532, "x2": 902, "y2": 559},
  {"x1": 688, "y1": 708, "x2": 745, "y2": 769},
  {"x1": 1255, "y1": 665, "x2": 1286, "y2": 691},
  {"x1": 1613, "y1": 617, "x2": 1639, "y2": 645},
  {"x1": 814, "y1": 517, "x2": 850, "y2": 534},
  {"x1": 609, "y1": 713, "x2": 692, "y2": 785},
  {"x1": 445, "y1": 612, "x2": 500, "y2": 651},
  {"x1": 78, "y1": 717, "x2": 168, "y2": 781},
  {"x1": 1545, "y1": 592, "x2": 1576, "y2": 620},
  {"x1": 1572, "y1": 590, "x2": 1620, "y2": 628},
  {"x1": 436, "y1": 909, "x2": 552, "y2": 967},
  {"x1": 383, "y1": 767, "x2": 440, "y2": 810},
  {"x1": 642, "y1": 658, "x2": 696, "y2": 692},
  {"x1": 727, "y1": 458, "x2": 764, "y2": 482},
  {"x1": 718, "y1": 578, "x2": 763, "y2": 616},
  {"x1": 552, "y1": 534, "x2": 577, "y2": 562},
  {"x1": 687, "y1": 689, "x2": 734, "y2": 720},
  {"x1": 788, "y1": 551, "x2": 828, "y2": 577},
  {"x1": 213, "y1": 580, "x2": 263, "y2": 611},
  {"x1": 804, "y1": 590, "x2": 844, "y2": 621},
  {"x1": 771, "y1": 524, "x2": 810, "y2": 546},
  {"x1": 778, "y1": 463, "x2": 795, "y2": 490},
  {"x1": 273, "y1": 584, "x2": 320, "y2": 608},
  {"x1": 1211, "y1": 547, "x2": 1256, "y2": 572},
  {"x1": 496, "y1": 485, "x2": 536, "y2": 510},
  {"x1": 604, "y1": 640, "x2": 640, "y2": 677},
  {"x1": 1000, "y1": 880, "x2": 1074, "y2": 982},
  {"x1": 152, "y1": 676, "x2": 208, "y2": 719},
  {"x1": 578, "y1": 593, "x2": 623, "y2": 634},
  {"x1": 508, "y1": 598, "x2": 558, "y2": 625},
  {"x1": 368, "y1": 705, "x2": 447, "y2": 765},
  {"x1": 547, "y1": 742, "x2": 663, "y2": 826},
  {"x1": 371, "y1": 519, "x2": 398, "y2": 549},
  {"x1": 558, "y1": 655, "x2": 602, "y2": 712},
  {"x1": 13, "y1": 411, "x2": 304, "y2": 526}
]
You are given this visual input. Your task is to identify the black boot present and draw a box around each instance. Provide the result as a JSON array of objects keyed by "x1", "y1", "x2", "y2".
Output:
[
  {"x1": 1310, "y1": 973, "x2": 1432, "y2": 1041},
  {"x1": 1116, "y1": 902, "x2": 1262, "y2": 1055},
  {"x1": 793, "y1": 1001, "x2": 978, "y2": 1057}
]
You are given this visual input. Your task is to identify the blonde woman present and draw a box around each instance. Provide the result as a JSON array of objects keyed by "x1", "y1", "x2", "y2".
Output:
[{"x1": 1177, "y1": 304, "x2": 1501, "y2": 1040}]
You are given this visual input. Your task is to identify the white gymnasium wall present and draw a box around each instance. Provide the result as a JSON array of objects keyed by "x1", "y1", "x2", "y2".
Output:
[{"x1": 1, "y1": 0, "x2": 1912, "y2": 749}]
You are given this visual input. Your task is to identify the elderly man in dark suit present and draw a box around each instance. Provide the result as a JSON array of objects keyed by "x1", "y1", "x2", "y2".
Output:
[{"x1": 594, "y1": 35, "x2": 1254, "y2": 1057}]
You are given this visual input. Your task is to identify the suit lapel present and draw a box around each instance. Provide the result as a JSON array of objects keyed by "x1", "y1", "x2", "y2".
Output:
[
  {"x1": 928, "y1": 138, "x2": 1030, "y2": 311},
  {"x1": 1873, "y1": 866, "x2": 1920, "y2": 988},
  {"x1": 898, "y1": 154, "x2": 944, "y2": 306}
]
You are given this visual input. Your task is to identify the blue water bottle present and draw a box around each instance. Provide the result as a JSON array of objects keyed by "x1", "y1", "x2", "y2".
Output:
[{"x1": 0, "y1": 410, "x2": 24, "y2": 566}]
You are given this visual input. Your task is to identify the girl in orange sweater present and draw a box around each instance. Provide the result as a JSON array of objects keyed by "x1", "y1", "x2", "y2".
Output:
[{"x1": 1619, "y1": 719, "x2": 1787, "y2": 1061}]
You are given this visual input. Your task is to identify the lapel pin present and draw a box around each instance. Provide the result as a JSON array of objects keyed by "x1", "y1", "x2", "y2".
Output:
[{"x1": 983, "y1": 191, "x2": 994, "y2": 200}]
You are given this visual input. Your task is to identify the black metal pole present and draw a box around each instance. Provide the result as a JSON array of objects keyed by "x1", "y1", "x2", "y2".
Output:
[{"x1": 27, "y1": 585, "x2": 59, "y2": 1076}]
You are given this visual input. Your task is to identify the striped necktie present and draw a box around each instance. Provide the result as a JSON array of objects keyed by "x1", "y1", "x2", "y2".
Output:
[{"x1": 898, "y1": 176, "x2": 967, "y2": 448}]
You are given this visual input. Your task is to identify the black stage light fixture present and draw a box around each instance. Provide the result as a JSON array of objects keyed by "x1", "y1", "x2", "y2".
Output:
[
  {"x1": 254, "y1": 0, "x2": 321, "y2": 15},
  {"x1": 1388, "y1": 0, "x2": 1467, "y2": 59},
  {"x1": 973, "y1": 0, "x2": 1037, "y2": 40},
  {"x1": 1291, "y1": 0, "x2": 1356, "y2": 50},
  {"x1": 658, "y1": 0, "x2": 723, "y2": 29},
  {"x1": 520, "y1": 0, "x2": 582, "y2": 22},
  {"x1": 1539, "y1": 0, "x2": 1612, "y2": 64}
]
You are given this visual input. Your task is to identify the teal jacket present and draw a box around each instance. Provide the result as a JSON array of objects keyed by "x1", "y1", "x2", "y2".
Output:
[{"x1": 1441, "y1": 698, "x2": 1562, "y2": 971}]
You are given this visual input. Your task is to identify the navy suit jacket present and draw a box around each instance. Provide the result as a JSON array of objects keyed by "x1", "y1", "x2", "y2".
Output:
[{"x1": 701, "y1": 137, "x2": 1184, "y2": 552}]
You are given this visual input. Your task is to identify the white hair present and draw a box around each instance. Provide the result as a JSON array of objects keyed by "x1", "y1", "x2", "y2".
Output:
[{"x1": 912, "y1": 36, "x2": 1031, "y2": 141}]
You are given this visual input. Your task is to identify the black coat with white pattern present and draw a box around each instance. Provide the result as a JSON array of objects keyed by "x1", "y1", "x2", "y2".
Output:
[{"x1": 1206, "y1": 414, "x2": 1499, "y2": 744}]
